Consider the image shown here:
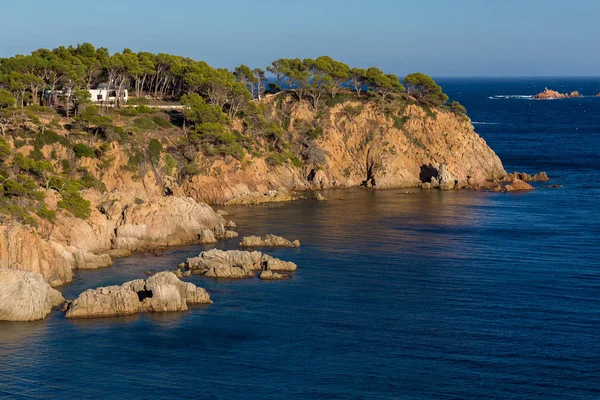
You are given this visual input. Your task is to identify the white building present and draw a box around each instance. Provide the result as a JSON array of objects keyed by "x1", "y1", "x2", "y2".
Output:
[{"x1": 89, "y1": 87, "x2": 128, "y2": 103}]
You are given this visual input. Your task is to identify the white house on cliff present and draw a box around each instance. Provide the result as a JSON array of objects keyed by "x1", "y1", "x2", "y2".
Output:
[{"x1": 89, "y1": 83, "x2": 128, "y2": 103}]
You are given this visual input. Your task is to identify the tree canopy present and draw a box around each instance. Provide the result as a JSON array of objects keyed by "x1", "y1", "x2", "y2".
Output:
[{"x1": 0, "y1": 43, "x2": 453, "y2": 116}]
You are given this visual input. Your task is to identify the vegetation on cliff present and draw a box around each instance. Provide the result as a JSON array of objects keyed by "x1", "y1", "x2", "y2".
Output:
[{"x1": 0, "y1": 44, "x2": 469, "y2": 225}]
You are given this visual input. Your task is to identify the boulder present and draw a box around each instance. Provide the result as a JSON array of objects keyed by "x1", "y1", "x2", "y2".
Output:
[
  {"x1": 185, "y1": 249, "x2": 297, "y2": 279},
  {"x1": 261, "y1": 255, "x2": 298, "y2": 271},
  {"x1": 198, "y1": 229, "x2": 217, "y2": 244},
  {"x1": 225, "y1": 220, "x2": 237, "y2": 229},
  {"x1": 64, "y1": 272, "x2": 211, "y2": 319},
  {"x1": 259, "y1": 270, "x2": 287, "y2": 280},
  {"x1": 437, "y1": 163, "x2": 458, "y2": 190},
  {"x1": 239, "y1": 234, "x2": 301, "y2": 248},
  {"x1": 502, "y1": 179, "x2": 535, "y2": 192},
  {"x1": 505, "y1": 171, "x2": 549, "y2": 182},
  {"x1": 0, "y1": 269, "x2": 64, "y2": 322},
  {"x1": 225, "y1": 230, "x2": 239, "y2": 239}
]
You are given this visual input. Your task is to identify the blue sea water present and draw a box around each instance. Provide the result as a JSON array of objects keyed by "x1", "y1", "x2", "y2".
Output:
[{"x1": 1, "y1": 78, "x2": 599, "y2": 399}]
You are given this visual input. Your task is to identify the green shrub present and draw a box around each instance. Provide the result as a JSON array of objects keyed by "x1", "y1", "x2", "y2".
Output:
[
  {"x1": 133, "y1": 117, "x2": 157, "y2": 131},
  {"x1": 135, "y1": 105, "x2": 154, "y2": 114},
  {"x1": 305, "y1": 126, "x2": 323, "y2": 140},
  {"x1": 27, "y1": 104, "x2": 52, "y2": 113},
  {"x1": 152, "y1": 116, "x2": 172, "y2": 129},
  {"x1": 289, "y1": 154, "x2": 302, "y2": 168},
  {"x1": 36, "y1": 205, "x2": 56, "y2": 223},
  {"x1": 57, "y1": 192, "x2": 91, "y2": 219},
  {"x1": 125, "y1": 149, "x2": 142, "y2": 172},
  {"x1": 391, "y1": 115, "x2": 410, "y2": 129},
  {"x1": 448, "y1": 101, "x2": 467, "y2": 115},
  {"x1": 165, "y1": 154, "x2": 177, "y2": 176},
  {"x1": 266, "y1": 151, "x2": 300, "y2": 167},
  {"x1": 148, "y1": 139, "x2": 162, "y2": 163},
  {"x1": 73, "y1": 143, "x2": 95, "y2": 158},
  {"x1": 30, "y1": 146, "x2": 44, "y2": 161},
  {"x1": 60, "y1": 159, "x2": 71, "y2": 173},
  {"x1": 0, "y1": 137, "x2": 11, "y2": 161},
  {"x1": 127, "y1": 97, "x2": 149, "y2": 105}
]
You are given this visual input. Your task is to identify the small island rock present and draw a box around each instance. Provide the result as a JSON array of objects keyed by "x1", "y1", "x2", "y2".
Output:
[
  {"x1": 64, "y1": 272, "x2": 211, "y2": 319},
  {"x1": 533, "y1": 89, "x2": 581, "y2": 99},
  {"x1": 185, "y1": 249, "x2": 297, "y2": 279},
  {"x1": 239, "y1": 234, "x2": 300, "y2": 248}
]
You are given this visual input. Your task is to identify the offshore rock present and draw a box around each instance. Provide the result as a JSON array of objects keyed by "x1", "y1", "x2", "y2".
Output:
[
  {"x1": 239, "y1": 234, "x2": 300, "y2": 248},
  {"x1": 64, "y1": 272, "x2": 211, "y2": 319},
  {"x1": 185, "y1": 249, "x2": 298, "y2": 279},
  {"x1": 499, "y1": 179, "x2": 535, "y2": 192},
  {"x1": 0, "y1": 269, "x2": 64, "y2": 321},
  {"x1": 533, "y1": 89, "x2": 580, "y2": 99},
  {"x1": 505, "y1": 171, "x2": 549, "y2": 182},
  {"x1": 316, "y1": 193, "x2": 328, "y2": 201}
]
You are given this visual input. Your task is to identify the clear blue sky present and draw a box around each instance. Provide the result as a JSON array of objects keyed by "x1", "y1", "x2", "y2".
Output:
[{"x1": 1, "y1": 0, "x2": 598, "y2": 76}]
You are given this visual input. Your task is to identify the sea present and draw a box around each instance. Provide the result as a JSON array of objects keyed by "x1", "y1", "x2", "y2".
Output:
[{"x1": 0, "y1": 78, "x2": 599, "y2": 399}]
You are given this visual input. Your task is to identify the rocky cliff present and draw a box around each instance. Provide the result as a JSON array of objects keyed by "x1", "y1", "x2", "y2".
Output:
[{"x1": 182, "y1": 99, "x2": 506, "y2": 204}]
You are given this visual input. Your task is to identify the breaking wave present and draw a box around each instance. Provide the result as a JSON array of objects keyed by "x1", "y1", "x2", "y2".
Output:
[{"x1": 488, "y1": 95, "x2": 533, "y2": 100}]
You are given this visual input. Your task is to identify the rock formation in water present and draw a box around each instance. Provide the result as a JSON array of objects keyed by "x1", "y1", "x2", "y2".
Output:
[
  {"x1": 63, "y1": 271, "x2": 211, "y2": 319},
  {"x1": 239, "y1": 234, "x2": 300, "y2": 248},
  {"x1": 0, "y1": 269, "x2": 64, "y2": 321},
  {"x1": 533, "y1": 89, "x2": 581, "y2": 99},
  {"x1": 498, "y1": 179, "x2": 535, "y2": 192},
  {"x1": 185, "y1": 249, "x2": 297, "y2": 279},
  {"x1": 316, "y1": 193, "x2": 328, "y2": 201},
  {"x1": 504, "y1": 171, "x2": 549, "y2": 182},
  {"x1": 259, "y1": 270, "x2": 288, "y2": 280}
]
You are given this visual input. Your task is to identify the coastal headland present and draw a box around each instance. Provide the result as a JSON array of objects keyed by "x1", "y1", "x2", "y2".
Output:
[{"x1": 0, "y1": 45, "x2": 547, "y2": 320}]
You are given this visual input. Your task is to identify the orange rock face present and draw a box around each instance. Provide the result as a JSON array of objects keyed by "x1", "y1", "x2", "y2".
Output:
[{"x1": 533, "y1": 89, "x2": 581, "y2": 99}]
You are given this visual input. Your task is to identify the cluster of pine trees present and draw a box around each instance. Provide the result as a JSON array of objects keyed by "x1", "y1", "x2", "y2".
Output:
[{"x1": 0, "y1": 43, "x2": 453, "y2": 115}]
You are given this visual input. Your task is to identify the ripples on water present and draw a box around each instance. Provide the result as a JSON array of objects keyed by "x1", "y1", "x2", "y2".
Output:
[{"x1": 0, "y1": 78, "x2": 599, "y2": 399}]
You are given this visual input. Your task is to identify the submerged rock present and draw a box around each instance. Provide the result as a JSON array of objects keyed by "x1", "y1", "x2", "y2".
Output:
[
  {"x1": 239, "y1": 234, "x2": 300, "y2": 248},
  {"x1": 64, "y1": 272, "x2": 211, "y2": 319},
  {"x1": 185, "y1": 249, "x2": 297, "y2": 279},
  {"x1": 316, "y1": 193, "x2": 328, "y2": 201},
  {"x1": 0, "y1": 269, "x2": 64, "y2": 322},
  {"x1": 225, "y1": 220, "x2": 237, "y2": 229}
]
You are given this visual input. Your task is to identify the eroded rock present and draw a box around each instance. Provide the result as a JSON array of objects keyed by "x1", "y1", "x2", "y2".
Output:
[
  {"x1": 0, "y1": 269, "x2": 64, "y2": 322},
  {"x1": 64, "y1": 272, "x2": 211, "y2": 319},
  {"x1": 239, "y1": 234, "x2": 300, "y2": 248},
  {"x1": 185, "y1": 249, "x2": 297, "y2": 279}
]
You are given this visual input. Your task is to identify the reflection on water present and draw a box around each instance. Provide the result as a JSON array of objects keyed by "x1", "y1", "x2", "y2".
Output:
[{"x1": 0, "y1": 187, "x2": 598, "y2": 399}]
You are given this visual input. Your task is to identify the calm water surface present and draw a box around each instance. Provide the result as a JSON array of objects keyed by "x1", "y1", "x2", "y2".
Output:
[{"x1": 0, "y1": 78, "x2": 599, "y2": 399}]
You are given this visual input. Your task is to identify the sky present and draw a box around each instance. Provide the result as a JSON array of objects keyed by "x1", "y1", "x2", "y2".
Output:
[{"x1": 0, "y1": 0, "x2": 598, "y2": 76}]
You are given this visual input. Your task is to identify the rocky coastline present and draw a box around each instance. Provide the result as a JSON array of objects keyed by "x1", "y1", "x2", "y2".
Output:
[{"x1": 0, "y1": 95, "x2": 552, "y2": 323}]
